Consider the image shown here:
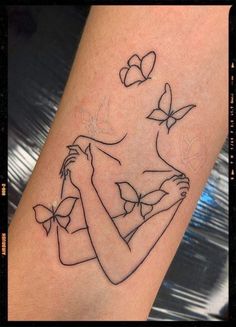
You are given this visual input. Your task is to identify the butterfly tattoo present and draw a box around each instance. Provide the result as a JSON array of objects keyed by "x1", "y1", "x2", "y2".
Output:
[
  {"x1": 33, "y1": 197, "x2": 78, "y2": 235},
  {"x1": 147, "y1": 83, "x2": 196, "y2": 133},
  {"x1": 116, "y1": 182, "x2": 167, "y2": 219},
  {"x1": 119, "y1": 51, "x2": 156, "y2": 87}
]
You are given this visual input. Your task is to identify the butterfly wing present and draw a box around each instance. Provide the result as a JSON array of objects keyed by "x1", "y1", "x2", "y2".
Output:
[
  {"x1": 42, "y1": 220, "x2": 52, "y2": 236},
  {"x1": 124, "y1": 65, "x2": 145, "y2": 87},
  {"x1": 146, "y1": 108, "x2": 169, "y2": 123},
  {"x1": 55, "y1": 215, "x2": 71, "y2": 230},
  {"x1": 54, "y1": 197, "x2": 78, "y2": 217},
  {"x1": 119, "y1": 67, "x2": 129, "y2": 84},
  {"x1": 116, "y1": 182, "x2": 139, "y2": 203},
  {"x1": 140, "y1": 203, "x2": 153, "y2": 218},
  {"x1": 124, "y1": 201, "x2": 136, "y2": 215},
  {"x1": 128, "y1": 54, "x2": 141, "y2": 68},
  {"x1": 172, "y1": 105, "x2": 196, "y2": 120},
  {"x1": 166, "y1": 116, "x2": 177, "y2": 132},
  {"x1": 158, "y1": 83, "x2": 172, "y2": 115},
  {"x1": 147, "y1": 83, "x2": 172, "y2": 123},
  {"x1": 140, "y1": 51, "x2": 156, "y2": 79},
  {"x1": 33, "y1": 204, "x2": 53, "y2": 236},
  {"x1": 33, "y1": 204, "x2": 53, "y2": 224}
]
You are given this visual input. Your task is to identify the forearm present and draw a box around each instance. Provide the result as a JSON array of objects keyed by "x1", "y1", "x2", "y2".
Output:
[
  {"x1": 79, "y1": 182, "x2": 134, "y2": 283},
  {"x1": 9, "y1": 5, "x2": 228, "y2": 321}
]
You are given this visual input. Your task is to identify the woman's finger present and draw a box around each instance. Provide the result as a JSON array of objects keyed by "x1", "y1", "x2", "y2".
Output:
[
  {"x1": 173, "y1": 175, "x2": 189, "y2": 182},
  {"x1": 67, "y1": 144, "x2": 82, "y2": 154},
  {"x1": 169, "y1": 174, "x2": 182, "y2": 181},
  {"x1": 65, "y1": 153, "x2": 79, "y2": 161},
  {"x1": 175, "y1": 177, "x2": 189, "y2": 184},
  {"x1": 62, "y1": 155, "x2": 78, "y2": 167},
  {"x1": 64, "y1": 158, "x2": 76, "y2": 168},
  {"x1": 177, "y1": 181, "x2": 190, "y2": 188}
]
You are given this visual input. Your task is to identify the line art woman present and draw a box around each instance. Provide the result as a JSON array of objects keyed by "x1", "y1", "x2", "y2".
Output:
[{"x1": 34, "y1": 83, "x2": 194, "y2": 284}]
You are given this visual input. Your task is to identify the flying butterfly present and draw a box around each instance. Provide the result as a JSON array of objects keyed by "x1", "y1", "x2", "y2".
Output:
[
  {"x1": 33, "y1": 197, "x2": 78, "y2": 235},
  {"x1": 116, "y1": 182, "x2": 167, "y2": 219},
  {"x1": 119, "y1": 51, "x2": 156, "y2": 87},
  {"x1": 147, "y1": 83, "x2": 196, "y2": 133}
]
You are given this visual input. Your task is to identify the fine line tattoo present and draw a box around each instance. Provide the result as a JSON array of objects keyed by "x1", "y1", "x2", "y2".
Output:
[
  {"x1": 147, "y1": 83, "x2": 196, "y2": 133},
  {"x1": 33, "y1": 50, "x2": 197, "y2": 285},
  {"x1": 119, "y1": 51, "x2": 156, "y2": 87},
  {"x1": 33, "y1": 131, "x2": 191, "y2": 284}
]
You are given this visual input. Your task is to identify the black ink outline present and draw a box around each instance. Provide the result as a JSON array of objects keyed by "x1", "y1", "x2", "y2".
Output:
[
  {"x1": 116, "y1": 181, "x2": 168, "y2": 219},
  {"x1": 142, "y1": 169, "x2": 172, "y2": 174},
  {"x1": 147, "y1": 83, "x2": 196, "y2": 133},
  {"x1": 119, "y1": 51, "x2": 156, "y2": 87},
  {"x1": 33, "y1": 63, "x2": 196, "y2": 285},
  {"x1": 97, "y1": 147, "x2": 122, "y2": 165},
  {"x1": 33, "y1": 197, "x2": 78, "y2": 235},
  {"x1": 57, "y1": 226, "x2": 96, "y2": 266},
  {"x1": 34, "y1": 128, "x2": 190, "y2": 285}
]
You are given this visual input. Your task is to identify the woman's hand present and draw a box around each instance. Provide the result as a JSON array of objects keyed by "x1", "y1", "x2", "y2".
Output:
[
  {"x1": 144, "y1": 174, "x2": 190, "y2": 220},
  {"x1": 160, "y1": 174, "x2": 190, "y2": 203},
  {"x1": 63, "y1": 144, "x2": 94, "y2": 190}
]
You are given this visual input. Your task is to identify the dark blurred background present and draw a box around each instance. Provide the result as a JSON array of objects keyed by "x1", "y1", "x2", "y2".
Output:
[{"x1": 8, "y1": 5, "x2": 228, "y2": 321}]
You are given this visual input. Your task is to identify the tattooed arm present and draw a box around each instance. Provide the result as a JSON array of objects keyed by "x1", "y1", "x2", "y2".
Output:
[{"x1": 9, "y1": 6, "x2": 228, "y2": 321}]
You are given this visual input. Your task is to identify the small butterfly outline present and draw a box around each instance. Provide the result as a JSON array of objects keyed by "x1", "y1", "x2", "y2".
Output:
[
  {"x1": 116, "y1": 182, "x2": 167, "y2": 219},
  {"x1": 147, "y1": 83, "x2": 196, "y2": 133},
  {"x1": 119, "y1": 51, "x2": 156, "y2": 87},
  {"x1": 33, "y1": 197, "x2": 78, "y2": 235}
]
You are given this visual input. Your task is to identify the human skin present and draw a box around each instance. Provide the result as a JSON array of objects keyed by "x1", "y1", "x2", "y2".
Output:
[{"x1": 8, "y1": 6, "x2": 228, "y2": 321}]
